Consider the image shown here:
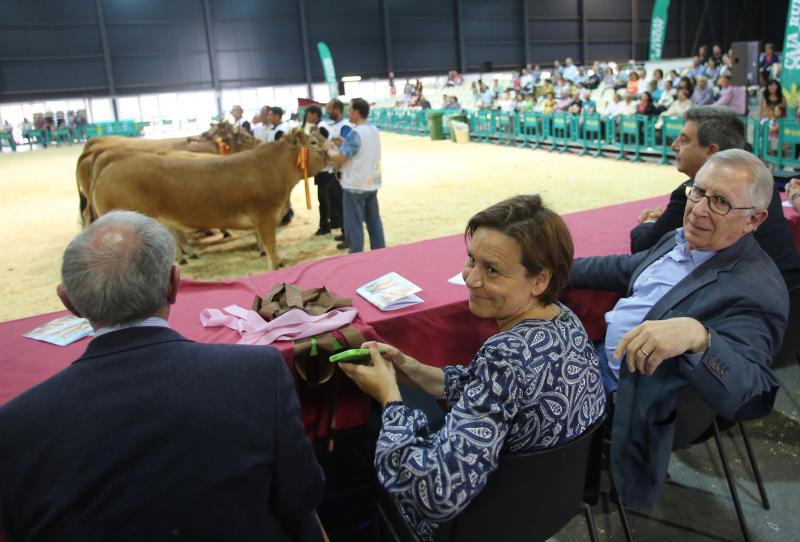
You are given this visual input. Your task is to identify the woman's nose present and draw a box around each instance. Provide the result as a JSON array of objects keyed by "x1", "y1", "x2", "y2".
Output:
[{"x1": 464, "y1": 267, "x2": 481, "y2": 287}]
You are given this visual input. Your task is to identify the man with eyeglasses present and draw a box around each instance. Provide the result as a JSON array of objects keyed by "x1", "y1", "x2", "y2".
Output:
[
  {"x1": 631, "y1": 105, "x2": 800, "y2": 289},
  {"x1": 570, "y1": 149, "x2": 789, "y2": 507}
]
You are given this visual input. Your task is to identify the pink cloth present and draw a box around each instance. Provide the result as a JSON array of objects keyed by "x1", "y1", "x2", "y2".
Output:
[{"x1": 199, "y1": 305, "x2": 358, "y2": 345}]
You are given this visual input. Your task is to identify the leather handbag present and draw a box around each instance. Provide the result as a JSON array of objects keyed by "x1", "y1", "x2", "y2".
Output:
[{"x1": 253, "y1": 283, "x2": 366, "y2": 443}]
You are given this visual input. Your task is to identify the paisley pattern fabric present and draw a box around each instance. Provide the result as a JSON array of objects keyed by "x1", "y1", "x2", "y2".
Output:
[{"x1": 375, "y1": 303, "x2": 605, "y2": 541}]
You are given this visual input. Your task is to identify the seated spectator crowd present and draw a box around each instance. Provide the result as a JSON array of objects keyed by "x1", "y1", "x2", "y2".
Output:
[{"x1": 391, "y1": 41, "x2": 788, "y2": 134}]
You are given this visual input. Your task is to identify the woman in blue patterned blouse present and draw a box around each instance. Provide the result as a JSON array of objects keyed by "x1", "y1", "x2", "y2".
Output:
[{"x1": 340, "y1": 195, "x2": 606, "y2": 541}]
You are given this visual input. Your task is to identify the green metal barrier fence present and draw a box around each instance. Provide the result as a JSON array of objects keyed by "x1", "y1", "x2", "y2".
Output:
[
  {"x1": 369, "y1": 108, "x2": 775, "y2": 168},
  {"x1": 549, "y1": 113, "x2": 571, "y2": 153},
  {"x1": 659, "y1": 116, "x2": 683, "y2": 165},
  {"x1": 85, "y1": 120, "x2": 146, "y2": 138},
  {"x1": 580, "y1": 114, "x2": 604, "y2": 158},
  {"x1": 518, "y1": 111, "x2": 545, "y2": 149},
  {"x1": 761, "y1": 119, "x2": 800, "y2": 170}
]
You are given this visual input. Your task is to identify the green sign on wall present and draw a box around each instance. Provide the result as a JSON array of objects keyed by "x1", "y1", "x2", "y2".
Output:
[{"x1": 648, "y1": 0, "x2": 671, "y2": 61}]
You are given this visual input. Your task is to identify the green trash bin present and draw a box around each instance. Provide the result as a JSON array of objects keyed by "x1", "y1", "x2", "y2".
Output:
[
  {"x1": 448, "y1": 114, "x2": 468, "y2": 142},
  {"x1": 428, "y1": 111, "x2": 444, "y2": 140}
]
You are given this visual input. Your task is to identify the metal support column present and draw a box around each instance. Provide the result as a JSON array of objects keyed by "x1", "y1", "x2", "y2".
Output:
[
  {"x1": 579, "y1": 0, "x2": 588, "y2": 65},
  {"x1": 380, "y1": 0, "x2": 393, "y2": 75},
  {"x1": 455, "y1": 0, "x2": 466, "y2": 74},
  {"x1": 721, "y1": 0, "x2": 727, "y2": 48},
  {"x1": 297, "y1": 0, "x2": 313, "y2": 99},
  {"x1": 680, "y1": 0, "x2": 686, "y2": 57},
  {"x1": 94, "y1": 0, "x2": 118, "y2": 121},
  {"x1": 630, "y1": 0, "x2": 638, "y2": 60},
  {"x1": 201, "y1": 0, "x2": 222, "y2": 119},
  {"x1": 522, "y1": 0, "x2": 530, "y2": 67}
]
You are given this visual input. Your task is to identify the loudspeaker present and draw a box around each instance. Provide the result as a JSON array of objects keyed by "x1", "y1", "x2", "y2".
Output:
[
  {"x1": 731, "y1": 41, "x2": 759, "y2": 86},
  {"x1": 481, "y1": 61, "x2": 493, "y2": 74},
  {"x1": 337, "y1": 81, "x2": 346, "y2": 96}
]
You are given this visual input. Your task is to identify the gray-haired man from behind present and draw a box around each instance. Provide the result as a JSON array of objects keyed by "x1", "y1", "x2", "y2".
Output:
[
  {"x1": 0, "y1": 211, "x2": 325, "y2": 542},
  {"x1": 571, "y1": 150, "x2": 788, "y2": 507}
]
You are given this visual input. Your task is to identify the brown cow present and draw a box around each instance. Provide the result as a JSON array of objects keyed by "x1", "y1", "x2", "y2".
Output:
[
  {"x1": 91, "y1": 129, "x2": 327, "y2": 270},
  {"x1": 75, "y1": 121, "x2": 257, "y2": 226}
]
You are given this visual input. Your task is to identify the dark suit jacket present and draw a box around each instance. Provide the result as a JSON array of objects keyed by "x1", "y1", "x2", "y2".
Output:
[
  {"x1": 0, "y1": 327, "x2": 324, "y2": 542},
  {"x1": 572, "y1": 233, "x2": 789, "y2": 507},
  {"x1": 630, "y1": 179, "x2": 800, "y2": 289}
]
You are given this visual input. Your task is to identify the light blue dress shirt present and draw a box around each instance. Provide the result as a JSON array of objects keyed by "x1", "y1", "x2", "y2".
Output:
[
  {"x1": 603, "y1": 229, "x2": 716, "y2": 379},
  {"x1": 94, "y1": 317, "x2": 169, "y2": 337}
]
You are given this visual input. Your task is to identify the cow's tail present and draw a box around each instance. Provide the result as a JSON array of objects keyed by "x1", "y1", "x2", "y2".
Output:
[{"x1": 76, "y1": 150, "x2": 93, "y2": 227}]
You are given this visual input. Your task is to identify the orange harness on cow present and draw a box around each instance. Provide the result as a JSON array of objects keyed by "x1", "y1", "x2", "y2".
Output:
[
  {"x1": 214, "y1": 136, "x2": 231, "y2": 155},
  {"x1": 296, "y1": 145, "x2": 312, "y2": 210}
]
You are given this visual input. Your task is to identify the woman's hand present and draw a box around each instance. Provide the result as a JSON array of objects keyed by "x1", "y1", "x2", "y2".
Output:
[
  {"x1": 338, "y1": 343, "x2": 402, "y2": 407},
  {"x1": 361, "y1": 341, "x2": 419, "y2": 388},
  {"x1": 361, "y1": 341, "x2": 447, "y2": 397}
]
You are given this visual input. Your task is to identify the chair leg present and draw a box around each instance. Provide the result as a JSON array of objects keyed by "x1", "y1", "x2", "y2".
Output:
[
  {"x1": 611, "y1": 486, "x2": 635, "y2": 542},
  {"x1": 712, "y1": 422, "x2": 751, "y2": 542},
  {"x1": 738, "y1": 421, "x2": 770, "y2": 510},
  {"x1": 375, "y1": 501, "x2": 402, "y2": 542},
  {"x1": 582, "y1": 503, "x2": 599, "y2": 542}
]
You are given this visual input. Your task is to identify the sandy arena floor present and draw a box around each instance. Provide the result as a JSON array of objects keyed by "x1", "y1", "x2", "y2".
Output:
[{"x1": 0, "y1": 133, "x2": 682, "y2": 322}]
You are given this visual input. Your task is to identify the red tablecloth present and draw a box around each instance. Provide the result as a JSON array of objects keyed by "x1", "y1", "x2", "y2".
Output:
[{"x1": 0, "y1": 195, "x2": 667, "y2": 433}]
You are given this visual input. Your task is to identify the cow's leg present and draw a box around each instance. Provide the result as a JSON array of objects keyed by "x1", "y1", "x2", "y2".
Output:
[
  {"x1": 253, "y1": 229, "x2": 267, "y2": 257},
  {"x1": 171, "y1": 228, "x2": 198, "y2": 263},
  {"x1": 79, "y1": 191, "x2": 89, "y2": 227},
  {"x1": 254, "y1": 217, "x2": 280, "y2": 271},
  {"x1": 278, "y1": 194, "x2": 294, "y2": 227}
]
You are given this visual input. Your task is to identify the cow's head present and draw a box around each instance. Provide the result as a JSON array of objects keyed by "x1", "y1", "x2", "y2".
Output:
[
  {"x1": 194, "y1": 120, "x2": 232, "y2": 141},
  {"x1": 189, "y1": 120, "x2": 258, "y2": 154},
  {"x1": 283, "y1": 128, "x2": 329, "y2": 176},
  {"x1": 229, "y1": 127, "x2": 258, "y2": 152}
]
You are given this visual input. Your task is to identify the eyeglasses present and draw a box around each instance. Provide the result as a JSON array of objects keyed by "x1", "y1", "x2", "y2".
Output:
[{"x1": 685, "y1": 184, "x2": 754, "y2": 216}]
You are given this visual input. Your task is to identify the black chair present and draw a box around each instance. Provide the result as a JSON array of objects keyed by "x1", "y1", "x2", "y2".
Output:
[
  {"x1": 775, "y1": 286, "x2": 800, "y2": 368},
  {"x1": 667, "y1": 387, "x2": 771, "y2": 542},
  {"x1": 662, "y1": 286, "x2": 800, "y2": 541},
  {"x1": 375, "y1": 417, "x2": 606, "y2": 542}
]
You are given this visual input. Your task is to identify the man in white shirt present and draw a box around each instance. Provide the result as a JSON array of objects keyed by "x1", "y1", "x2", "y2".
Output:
[
  {"x1": 562, "y1": 57, "x2": 579, "y2": 83},
  {"x1": 230, "y1": 105, "x2": 251, "y2": 134},
  {"x1": 266, "y1": 106, "x2": 293, "y2": 225},
  {"x1": 303, "y1": 105, "x2": 335, "y2": 236},
  {"x1": 252, "y1": 105, "x2": 271, "y2": 142},
  {"x1": 325, "y1": 99, "x2": 350, "y2": 241},
  {"x1": 267, "y1": 107, "x2": 288, "y2": 142},
  {"x1": 327, "y1": 98, "x2": 385, "y2": 253}
]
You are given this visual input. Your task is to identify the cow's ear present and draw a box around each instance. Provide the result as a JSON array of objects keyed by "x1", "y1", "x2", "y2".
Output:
[{"x1": 285, "y1": 128, "x2": 307, "y2": 146}]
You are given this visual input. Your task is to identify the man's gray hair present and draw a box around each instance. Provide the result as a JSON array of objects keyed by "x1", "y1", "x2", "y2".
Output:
[
  {"x1": 61, "y1": 211, "x2": 176, "y2": 326},
  {"x1": 702, "y1": 149, "x2": 773, "y2": 209},
  {"x1": 684, "y1": 106, "x2": 745, "y2": 151}
]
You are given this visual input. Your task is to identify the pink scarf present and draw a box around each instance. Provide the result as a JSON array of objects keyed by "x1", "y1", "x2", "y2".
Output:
[{"x1": 200, "y1": 305, "x2": 358, "y2": 345}]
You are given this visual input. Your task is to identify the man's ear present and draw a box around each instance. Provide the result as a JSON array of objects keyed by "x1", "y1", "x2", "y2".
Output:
[
  {"x1": 704, "y1": 143, "x2": 720, "y2": 158},
  {"x1": 166, "y1": 265, "x2": 180, "y2": 305},
  {"x1": 57, "y1": 284, "x2": 82, "y2": 318},
  {"x1": 746, "y1": 209, "x2": 769, "y2": 232}
]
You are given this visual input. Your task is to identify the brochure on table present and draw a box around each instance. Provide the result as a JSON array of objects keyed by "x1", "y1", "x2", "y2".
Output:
[{"x1": 356, "y1": 272, "x2": 423, "y2": 311}]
